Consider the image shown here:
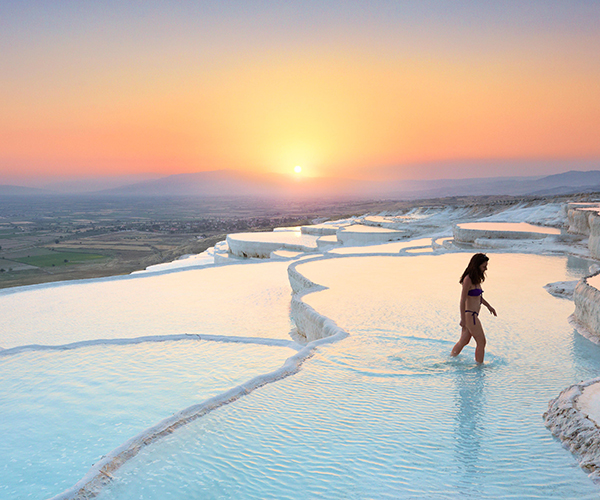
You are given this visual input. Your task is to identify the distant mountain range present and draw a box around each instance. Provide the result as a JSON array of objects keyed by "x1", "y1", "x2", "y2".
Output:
[
  {"x1": 1, "y1": 169, "x2": 600, "y2": 200},
  {"x1": 94, "y1": 168, "x2": 600, "y2": 199},
  {"x1": 386, "y1": 170, "x2": 600, "y2": 199}
]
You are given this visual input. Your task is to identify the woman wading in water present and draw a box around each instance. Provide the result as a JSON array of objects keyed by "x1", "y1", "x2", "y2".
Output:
[{"x1": 451, "y1": 253, "x2": 497, "y2": 363}]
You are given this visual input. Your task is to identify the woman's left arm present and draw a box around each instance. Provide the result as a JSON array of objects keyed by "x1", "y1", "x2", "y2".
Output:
[{"x1": 481, "y1": 297, "x2": 497, "y2": 316}]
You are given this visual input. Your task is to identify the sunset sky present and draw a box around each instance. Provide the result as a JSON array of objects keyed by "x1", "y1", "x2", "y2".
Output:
[{"x1": 1, "y1": 1, "x2": 599, "y2": 186}]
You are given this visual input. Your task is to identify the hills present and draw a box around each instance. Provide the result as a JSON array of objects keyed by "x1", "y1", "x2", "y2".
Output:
[
  {"x1": 1, "y1": 169, "x2": 600, "y2": 200},
  {"x1": 95, "y1": 168, "x2": 600, "y2": 199}
]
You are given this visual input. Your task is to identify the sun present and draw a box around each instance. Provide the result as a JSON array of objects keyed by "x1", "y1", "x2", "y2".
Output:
[{"x1": 294, "y1": 165, "x2": 302, "y2": 174}]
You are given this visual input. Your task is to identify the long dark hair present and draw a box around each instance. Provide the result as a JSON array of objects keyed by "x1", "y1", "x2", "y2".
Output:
[{"x1": 459, "y1": 253, "x2": 489, "y2": 285}]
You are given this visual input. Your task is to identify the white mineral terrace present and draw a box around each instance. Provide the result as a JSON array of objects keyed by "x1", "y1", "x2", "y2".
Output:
[
  {"x1": 544, "y1": 374, "x2": 600, "y2": 483},
  {"x1": 590, "y1": 213, "x2": 600, "y2": 260},
  {"x1": 573, "y1": 273, "x2": 600, "y2": 344},
  {"x1": 226, "y1": 231, "x2": 319, "y2": 258},
  {"x1": 566, "y1": 203, "x2": 600, "y2": 259},
  {"x1": 316, "y1": 234, "x2": 341, "y2": 251},
  {"x1": 567, "y1": 203, "x2": 600, "y2": 236},
  {"x1": 579, "y1": 383, "x2": 600, "y2": 427},
  {"x1": 336, "y1": 224, "x2": 405, "y2": 244},
  {"x1": 300, "y1": 223, "x2": 347, "y2": 235},
  {"x1": 329, "y1": 237, "x2": 434, "y2": 255},
  {"x1": 545, "y1": 269, "x2": 600, "y2": 482},
  {"x1": 362, "y1": 215, "x2": 414, "y2": 228},
  {"x1": 454, "y1": 221, "x2": 561, "y2": 243},
  {"x1": 194, "y1": 201, "x2": 600, "y2": 491},
  {"x1": 8, "y1": 198, "x2": 600, "y2": 499}
]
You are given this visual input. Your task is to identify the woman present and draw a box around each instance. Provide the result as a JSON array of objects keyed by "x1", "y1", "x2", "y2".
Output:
[{"x1": 451, "y1": 253, "x2": 497, "y2": 363}]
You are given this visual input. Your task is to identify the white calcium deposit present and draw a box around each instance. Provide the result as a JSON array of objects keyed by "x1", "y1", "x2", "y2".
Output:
[
  {"x1": 544, "y1": 280, "x2": 578, "y2": 299},
  {"x1": 565, "y1": 203, "x2": 600, "y2": 258},
  {"x1": 453, "y1": 221, "x2": 561, "y2": 243},
  {"x1": 48, "y1": 194, "x2": 600, "y2": 497},
  {"x1": 336, "y1": 224, "x2": 405, "y2": 245},
  {"x1": 544, "y1": 378, "x2": 600, "y2": 482},
  {"x1": 573, "y1": 272, "x2": 600, "y2": 343},
  {"x1": 568, "y1": 207, "x2": 594, "y2": 236},
  {"x1": 300, "y1": 223, "x2": 346, "y2": 235},
  {"x1": 589, "y1": 212, "x2": 600, "y2": 259},
  {"x1": 226, "y1": 231, "x2": 319, "y2": 258}
]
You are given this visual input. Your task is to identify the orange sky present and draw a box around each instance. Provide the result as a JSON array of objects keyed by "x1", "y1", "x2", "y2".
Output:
[{"x1": 1, "y1": 2, "x2": 599, "y2": 184}]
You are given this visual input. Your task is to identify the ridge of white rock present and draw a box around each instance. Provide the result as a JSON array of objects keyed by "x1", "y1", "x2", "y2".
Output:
[
  {"x1": 568, "y1": 208, "x2": 594, "y2": 236},
  {"x1": 270, "y1": 249, "x2": 305, "y2": 260},
  {"x1": 213, "y1": 251, "x2": 251, "y2": 264},
  {"x1": 287, "y1": 256, "x2": 349, "y2": 343},
  {"x1": 287, "y1": 259, "x2": 321, "y2": 294},
  {"x1": 316, "y1": 234, "x2": 341, "y2": 251},
  {"x1": 565, "y1": 203, "x2": 600, "y2": 258},
  {"x1": 572, "y1": 271, "x2": 600, "y2": 343},
  {"x1": 362, "y1": 215, "x2": 415, "y2": 229},
  {"x1": 544, "y1": 377, "x2": 600, "y2": 482},
  {"x1": 453, "y1": 222, "x2": 561, "y2": 243},
  {"x1": 336, "y1": 224, "x2": 405, "y2": 245},
  {"x1": 544, "y1": 280, "x2": 578, "y2": 299},
  {"x1": 226, "y1": 231, "x2": 319, "y2": 258},
  {"x1": 48, "y1": 330, "x2": 346, "y2": 500},
  {"x1": 589, "y1": 212, "x2": 600, "y2": 259},
  {"x1": 300, "y1": 223, "x2": 344, "y2": 235}
]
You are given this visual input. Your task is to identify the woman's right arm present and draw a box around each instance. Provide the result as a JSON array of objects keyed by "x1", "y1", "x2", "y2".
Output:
[{"x1": 459, "y1": 276, "x2": 470, "y2": 327}]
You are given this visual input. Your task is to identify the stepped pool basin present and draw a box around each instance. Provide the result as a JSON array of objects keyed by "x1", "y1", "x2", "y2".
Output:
[
  {"x1": 0, "y1": 340, "x2": 292, "y2": 499},
  {"x1": 2, "y1": 251, "x2": 600, "y2": 499},
  {"x1": 0, "y1": 261, "x2": 294, "y2": 350}
]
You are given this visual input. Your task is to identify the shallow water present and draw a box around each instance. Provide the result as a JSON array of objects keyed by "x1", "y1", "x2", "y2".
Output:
[
  {"x1": 328, "y1": 237, "x2": 433, "y2": 255},
  {"x1": 588, "y1": 273, "x2": 600, "y2": 290},
  {"x1": 0, "y1": 260, "x2": 297, "y2": 499},
  {"x1": 0, "y1": 340, "x2": 292, "y2": 499},
  {"x1": 94, "y1": 253, "x2": 600, "y2": 499},
  {"x1": 0, "y1": 261, "x2": 294, "y2": 349}
]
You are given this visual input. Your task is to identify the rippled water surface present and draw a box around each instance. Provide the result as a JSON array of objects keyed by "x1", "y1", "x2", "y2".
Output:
[
  {"x1": 0, "y1": 260, "x2": 297, "y2": 499},
  {"x1": 94, "y1": 253, "x2": 600, "y2": 499},
  {"x1": 0, "y1": 340, "x2": 291, "y2": 499}
]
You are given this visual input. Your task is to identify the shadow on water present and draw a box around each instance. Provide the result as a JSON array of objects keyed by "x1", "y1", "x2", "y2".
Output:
[{"x1": 452, "y1": 366, "x2": 486, "y2": 498}]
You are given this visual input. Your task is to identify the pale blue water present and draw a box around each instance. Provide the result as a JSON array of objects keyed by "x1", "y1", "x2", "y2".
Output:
[
  {"x1": 0, "y1": 340, "x2": 291, "y2": 499},
  {"x1": 0, "y1": 261, "x2": 295, "y2": 499},
  {"x1": 2, "y1": 253, "x2": 600, "y2": 499},
  {"x1": 94, "y1": 253, "x2": 600, "y2": 499}
]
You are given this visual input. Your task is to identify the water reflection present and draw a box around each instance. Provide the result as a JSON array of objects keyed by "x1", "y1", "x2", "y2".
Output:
[{"x1": 453, "y1": 367, "x2": 486, "y2": 497}]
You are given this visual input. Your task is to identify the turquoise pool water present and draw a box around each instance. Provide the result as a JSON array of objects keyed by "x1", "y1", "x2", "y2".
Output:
[
  {"x1": 92, "y1": 253, "x2": 600, "y2": 499},
  {"x1": 2, "y1": 253, "x2": 600, "y2": 499},
  {"x1": 0, "y1": 340, "x2": 292, "y2": 499},
  {"x1": 0, "y1": 261, "x2": 296, "y2": 499}
]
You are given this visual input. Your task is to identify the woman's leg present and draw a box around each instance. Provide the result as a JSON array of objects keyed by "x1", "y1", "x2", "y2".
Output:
[
  {"x1": 451, "y1": 326, "x2": 472, "y2": 357},
  {"x1": 468, "y1": 319, "x2": 487, "y2": 364}
]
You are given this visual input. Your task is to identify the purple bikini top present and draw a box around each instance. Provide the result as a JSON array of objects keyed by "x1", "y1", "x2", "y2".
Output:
[{"x1": 468, "y1": 288, "x2": 483, "y2": 296}]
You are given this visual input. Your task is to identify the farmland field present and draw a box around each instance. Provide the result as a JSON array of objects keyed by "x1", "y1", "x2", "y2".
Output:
[{"x1": 14, "y1": 250, "x2": 107, "y2": 268}]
